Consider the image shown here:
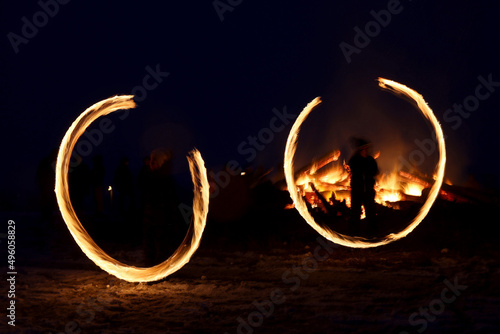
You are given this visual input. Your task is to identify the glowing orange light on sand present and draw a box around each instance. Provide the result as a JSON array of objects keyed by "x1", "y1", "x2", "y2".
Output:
[
  {"x1": 55, "y1": 96, "x2": 210, "y2": 282},
  {"x1": 284, "y1": 78, "x2": 446, "y2": 248}
]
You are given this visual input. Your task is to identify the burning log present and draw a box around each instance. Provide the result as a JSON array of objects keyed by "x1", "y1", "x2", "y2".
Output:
[
  {"x1": 295, "y1": 150, "x2": 349, "y2": 190},
  {"x1": 300, "y1": 149, "x2": 341, "y2": 175},
  {"x1": 436, "y1": 183, "x2": 499, "y2": 205},
  {"x1": 281, "y1": 147, "x2": 434, "y2": 209},
  {"x1": 293, "y1": 150, "x2": 344, "y2": 184}
]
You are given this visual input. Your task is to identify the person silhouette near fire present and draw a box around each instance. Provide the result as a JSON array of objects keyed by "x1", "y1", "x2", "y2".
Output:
[
  {"x1": 141, "y1": 148, "x2": 183, "y2": 265},
  {"x1": 347, "y1": 138, "x2": 379, "y2": 236}
]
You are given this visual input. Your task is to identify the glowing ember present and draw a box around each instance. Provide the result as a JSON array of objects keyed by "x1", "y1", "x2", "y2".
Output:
[
  {"x1": 55, "y1": 95, "x2": 210, "y2": 282},
  {"x1": 284, "y1": 78, "x2": 446, "y2": 248}
]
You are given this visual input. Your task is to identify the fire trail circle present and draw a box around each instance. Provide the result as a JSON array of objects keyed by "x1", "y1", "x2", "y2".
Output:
[
  {"x1": 55, "y1": 95, "x2": 210, "y2": 282},
  {"x1": 284, "y1": 78, "x2": 446, "y2": 248}
]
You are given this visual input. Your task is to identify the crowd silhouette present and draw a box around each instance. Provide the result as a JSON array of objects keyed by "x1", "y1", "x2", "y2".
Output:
[
  {"x1": 37, "y1": 137, "x2": 385, "y2": 263},
  {"x1": 36, "y1": 148, "x2": 185, "y2": 265}
]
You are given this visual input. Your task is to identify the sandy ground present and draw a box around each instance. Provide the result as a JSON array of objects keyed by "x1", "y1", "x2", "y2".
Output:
[{"x1": 2, "y1": 199, "x2": 500, "y2": 334}]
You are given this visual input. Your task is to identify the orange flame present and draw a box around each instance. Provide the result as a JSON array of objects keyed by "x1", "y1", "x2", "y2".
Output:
[
  {"x1": 376, "y1": 171, "x2": 403, "y2": 205},
  {"x1": 55, "y1": 96, "x2": 210, "y2": 282}
]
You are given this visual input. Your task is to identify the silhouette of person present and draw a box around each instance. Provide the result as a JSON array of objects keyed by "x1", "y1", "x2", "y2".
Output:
[
  {"x1": 36, "y1": 149, "x2": 58, "y2": 224},
  {"x1": 347, "y1": 138, "x2": 379, "y2": 235},
  {"x1": 142, "y1": 149, "x2": 181, "y2": 265},
  {"x1": 137, "y1": 155, "x2": 151, "y2": 213},
  {"x1": 68, "y1": 156, "x2": 91, "y2": 214},
  {"x1": 90, "y1": 155, "x2": 106, "y2": 216},
  {"x1": 113, "y1": 156, "x2": 134, "y2": 218}
]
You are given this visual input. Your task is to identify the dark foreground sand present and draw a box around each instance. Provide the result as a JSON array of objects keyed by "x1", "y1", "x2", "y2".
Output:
[{"x1": 3, "y1": 199, "x2": 500, "y2": 334}]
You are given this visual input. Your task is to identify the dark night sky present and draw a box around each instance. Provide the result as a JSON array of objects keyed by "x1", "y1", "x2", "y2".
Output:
[{"x1": 1, "y1": 0, "x2": 500, "y2": 209}]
